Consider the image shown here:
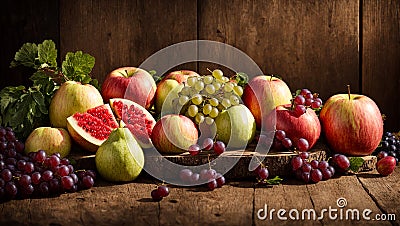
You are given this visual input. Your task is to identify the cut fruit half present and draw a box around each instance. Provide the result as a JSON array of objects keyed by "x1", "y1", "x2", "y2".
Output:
[
  {"x1": 67, "y1": 104, "x2": 119, "y2": 152},
  {"x1": 110, "y1": 98, "x2": 156, "y2": 149}
]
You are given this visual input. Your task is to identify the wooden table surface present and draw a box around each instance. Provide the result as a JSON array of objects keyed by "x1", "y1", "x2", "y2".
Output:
[{"x1": 0, "y1": 166, "x2": 399, "y2": 226}]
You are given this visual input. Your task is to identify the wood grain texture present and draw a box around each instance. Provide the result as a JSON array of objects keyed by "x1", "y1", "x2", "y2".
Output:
[
  {"x1": 0, "y1": 0, "x2": 59, "y2": 89},
  {"x1": 59, "y1": 0, "x2": 198, "y2": 84},
  {"x1": 362, "y1": 0, "x2": 400, "y2": 132},
  {"x1": 199, "y1": 0, "x2": 360, "y2": 101},
  {"x1": 357, "y1": 168, "x2": 400, "y2": 225}
]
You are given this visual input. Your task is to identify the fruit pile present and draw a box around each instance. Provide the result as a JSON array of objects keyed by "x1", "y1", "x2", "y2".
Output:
[
  {"x1": 0, "y1": 126, "x2": 94, "y2": 201},
  {"x1": 0, "y1": 40, "x2": 397, "y2": 203}
]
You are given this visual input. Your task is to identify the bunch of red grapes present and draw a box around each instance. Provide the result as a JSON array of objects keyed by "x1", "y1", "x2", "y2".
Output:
[
  {"x1": 188, "y1": 138, "x2": 226, "y2": 156},
  {"x1": 291, "y1": 88, "x2": 323, "y2": 117},
  {"x1": 0, "y1": 126, "x2": 95, "y2": 201},
  {"x1": 291, "y1": 152, "x2": 350, "y2": 183}
]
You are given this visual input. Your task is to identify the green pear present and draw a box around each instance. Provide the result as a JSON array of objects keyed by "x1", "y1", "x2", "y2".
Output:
[{"x1": 95, "y1": 128, "x2": 144, "y2": 182}]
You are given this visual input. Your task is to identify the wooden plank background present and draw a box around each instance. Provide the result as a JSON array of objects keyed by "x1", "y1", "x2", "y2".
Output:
[{"x1": 0, "y1": 0, "x2": 399, "y2": 131}]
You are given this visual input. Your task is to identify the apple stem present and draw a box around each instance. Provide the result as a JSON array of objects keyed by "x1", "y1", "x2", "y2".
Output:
[
  {"x1": 124, "y1": 70, "x2": 129, "y2": 78},
  {"x1": 347, "y1": 85, "x2": 351, "y2": 100}
]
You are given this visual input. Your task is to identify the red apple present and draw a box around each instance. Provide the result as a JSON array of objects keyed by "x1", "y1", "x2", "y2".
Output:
[
  {"x1": 151, "y1": 114, "x2": 198, "y2": 154},
  {"x1": 242, "y1": 75, "x2": 292, "y2": 130},
  {"x1": 319, "y1": 92, "x2": 383, "y2": 156},
  {"x1": 376, "y1": 156, "x2": 396, "y2": 176},
  {"x1": 154, "y1": 70, "x2": 199, "y2": 115},
  {"x1": 101, "y1": 67, "x2": 156, "y2": 109},
  {"x1": 275, "y1": 104, "x2": 321, "y2": 150}
]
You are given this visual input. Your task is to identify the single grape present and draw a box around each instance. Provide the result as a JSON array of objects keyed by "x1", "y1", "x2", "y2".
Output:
[
  {"x1": 42, "y1": 170, "x2": 53, "y2": 182},
  {"x1": 22, "y1": 184, "x2": 34, "y2": 195},
  {"x1": 19, "y1": 174, "x2": 32, "y2": 187},
  {"x1": 191, "y1": 173, "x2": 200, "y2": 182},
  {"x1": 203, "y1": 104, "x2": 212, "y2": 115},
  {"x1": 157, "y1": 186, "x2": 169, "y2": 197},
  {"x1": 301, "y1": 163, "x2": 312, "y2": 173},
  {"x1": 233, "y1": 86, "x2": 243, "y2": 96},
  {"x1": 199, "y1": 169, "x2": 209, "y2": 181},
  {"x1": 0, "y1": 161, "x2": 4, "y2": 171},
  {"x1": 180, "y1": 86, "x2": 191, "y2": 96},
  {"x1": 0, "y1": 178, "x2": 5, "y2": 188},
  {"x1": 213, "y1": 141, "x2": 225, "y2": 155},
  {"x1": 321, "y1": 168, "x2": 333, "y2": 180},
  {"x1": 299, "y1": 152, "x2": 309, "y2": 160},
  {"x1": 17, "y1": 160, "x2": 26, "y2": 171},
  {"x1": 207, "y1": 179, "x2": 218, "y2": 191},
  {"x1": 188, "y1": 144, "x2": 201, "y2": 156},
  {"x1": 221, "y1": 98, "x2": 231, "y2": 108},
  {"x1": 310, "y1": 160, "x2": 319, "y2": 169},
  {"x1": 58, "y1": 165, "x2": 70, "y2": 177},
  {"x1": 15, "y1": 141, "x2": 24, "y2": 153},
  {"x1": 275, "y1": 130, "x2": 286, "y2": 141},
  {"x1": 209, "y1": 107, "x2": 219, "y2": 118},
  {"x1": 179, "y1": 95, "x2": 189, "y2": 105},
  {"x1": 221, "y1": 76, "x2": 230, "y2": 83},
  {"x1": 328, "y1": 166, "x2": 336, "y2": 176},
  {"x1": 318, "y1": 161, "x2": 329, "y2": 170},
  {"x1": 282, "y1": 138, "x2": 293, "y2": 149},
  {"x1": 216, "y1": 175, "x2": 225, "y2": 187},
  {"x1": 206, "y1": 169, "x2": 217, "y2": 180},
  {"x1": 294, "y1": 95, "x2": 306, "y2": 105},
  {"x1": 191, "y1": 94, "x2": 203, "y2": 105},
  {"x1": 195, "y1": 113, "x2": 205, "y2": 124},
  {"x1": 311, "y1": 101, "x2": 321, "y2": 109},
  {"x1": 187, "y1": 105, "x2": 198, "y2": 118},
  {"x1": 194, "y1": 80, "x2": 205, "y2": 91},
  {"x1": 70, "y1": 173, "x2": 78, "y2": 184},
  {"x1": 258, "y1": 168, "x2": 269, "y2": 180},
  {"x1": 332, "y1": 154, "x2": 350, "y2": 171},
  {"x1": 305, "y1": 93, "x2": 314, "y2": 99},
  {"x1": 305, "y1": 98, "x2": 313, "y2": 106},
  {"x1": 151, "y1": 189, "x2": 163, "y2": 201},
  {"x1": 209, "y1": 98, "x2": 219, "y2": 107},
  {"x1": 31, "y1": 172, "x2": 41, "y2": 185},
  {"x1": 297, "y1": 138, "x2": 310, "y2": 152},
  {"x1": 310, "y1": 169, "x2": 323, "y2": 183},
  {"x1": 0, "y1": 128, "x2": 5, "y2": 137},
  {"x1": 204, "y1": 75, "x2": 214, "y2": 84},
  {"x1": 301, "y1": 172, "x2": 310, "y2": 183},
  {"x1": 291, "y1": 156, "x2": 303, "y2": 171},
  {"x1": 212, "y1": 69, "x2": 223, "y2": 79},
  {"x1": 229, "y1": 95, "x2": 240, "y2": 105},
  {"x1": 179, "y1": 169, "x2": 193, "y2": 183},
  {"x1": 48, "y1": 155, "x2": 60, "y2": 168},
  {"x1": 300, "y1": 88, "x2": 311, "y2": 96},
  {"x1": 223, "y1": 83, "x2": 234, "y2": 92},
  {"x1": 202, "y1": 138, "x2": 214, "y2": 151},
  {"x1": 213, "y1": 81, "x2": 222, "y2": 90},
  {"x1": 187, "y1": 76, "x2": 198, "y2": 87},
  {"x1": 1, "y1": 169, "x2": 12, "y2": 182},
  {"x1": 24, "y1": 162, "x2": 35, "y2": 174},
  {"x1": 293, "y1": 105, "x2": 306, "y2": 117},
  {"x1": 5, "y1": 181, "x2": 17, "y2": 197},
  {"x1": 82, "y1": 175, "x2": 94, "y2": 189},
  {"x1": 34, "y1": 150, "x2": 47, "y2": 163},
  {"x1": 205, "y1": 84, "x2": 216, "y2": 94}
]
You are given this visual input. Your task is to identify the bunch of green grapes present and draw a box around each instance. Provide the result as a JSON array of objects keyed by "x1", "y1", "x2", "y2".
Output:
[{"x1": 173, "y1": 69, "x2": 244, "y2": 126}]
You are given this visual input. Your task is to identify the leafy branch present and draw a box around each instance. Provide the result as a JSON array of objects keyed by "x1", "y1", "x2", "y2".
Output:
[{"x1": 1, "y1": 40, "x2": 98, "y2": 139}]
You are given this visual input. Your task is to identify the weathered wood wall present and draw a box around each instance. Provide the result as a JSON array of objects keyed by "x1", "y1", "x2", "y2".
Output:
[{"x1": 0, "y1": 0, "x2": 399, "y2": 131}]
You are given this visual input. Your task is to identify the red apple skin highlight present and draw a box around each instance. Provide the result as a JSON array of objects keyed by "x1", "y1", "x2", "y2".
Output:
[
  {"x1": 101, "y1": 67, "x2": 156, "y2": 109},
  {"x1": 319, "y1": 94, "x2": 383, "y2": 156},
  {"x1": 242, "y1": 75, "x2": 292, "y2": 130},
  {"x1": 276, "y1": 105, "x2": 321, "y2": 150}
]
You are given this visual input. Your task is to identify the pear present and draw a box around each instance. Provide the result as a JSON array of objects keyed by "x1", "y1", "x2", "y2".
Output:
[{"x1": 95, "y1": 128, "x2": 144, "y2": 182}]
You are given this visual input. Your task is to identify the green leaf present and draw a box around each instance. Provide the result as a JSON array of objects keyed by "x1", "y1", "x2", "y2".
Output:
[
  {"x1": 31, "y1": 90, "x2": 48, "y2": 114},
  {"x1": 235, "y1": 72, "x2": 249, "y2": 86},
  {"x1": 62, "y1": 51, "x2": 95, "y2": 84},
  {"x1": 0, "y1": 86, "x2": 25, "y2": 115},
  {"x1": 348, "y1": 157, "x2": 365, "y2": 172},
  {"x1": 10, "y1": 42, "x2": 39, "y2": 69},
  {"x1": 261, "y1": 176, "x2": 283, "y2": 185},
  {"x1": 38, "y1": 40, "x2": 57, "y2": 68}
]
